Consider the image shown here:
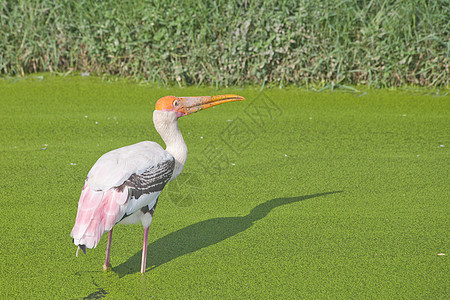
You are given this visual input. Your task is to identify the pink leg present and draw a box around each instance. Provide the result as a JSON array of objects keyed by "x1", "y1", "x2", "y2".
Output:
[
  {"x1": 140, "y1": 226, "x2": 150, "y2": 274},
  {"x1": 103, "y1": 229, "x2": 113, "y2": 271}
]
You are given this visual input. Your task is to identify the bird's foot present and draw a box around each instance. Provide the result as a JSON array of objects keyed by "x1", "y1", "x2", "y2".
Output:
[{"x1": 103, "y1": 263, "x2": 112, "y2": 271}]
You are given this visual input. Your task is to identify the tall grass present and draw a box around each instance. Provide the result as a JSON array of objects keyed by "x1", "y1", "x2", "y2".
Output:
[{"x1": 1, "y1": 0, "x2": 448, "y2": 87}]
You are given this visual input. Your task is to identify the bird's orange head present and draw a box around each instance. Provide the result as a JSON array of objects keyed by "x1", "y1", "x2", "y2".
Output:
[{"x1": 155, "y1": 95, "x2": 245, "y2": 118}]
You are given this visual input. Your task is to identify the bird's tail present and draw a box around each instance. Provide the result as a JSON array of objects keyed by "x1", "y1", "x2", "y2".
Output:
[{"x1": 71, "y1": 183, "x2": 128, "y2": 253}]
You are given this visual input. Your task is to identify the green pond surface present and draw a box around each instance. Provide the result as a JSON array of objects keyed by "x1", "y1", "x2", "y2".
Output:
[{"x1": 0, "y1": 75, "x2": 448, "y2": 298}]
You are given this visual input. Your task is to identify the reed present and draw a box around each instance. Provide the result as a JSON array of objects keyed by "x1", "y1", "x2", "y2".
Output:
[{"x1": 1, "y1": 0, "x2": 448, "y2": 87}]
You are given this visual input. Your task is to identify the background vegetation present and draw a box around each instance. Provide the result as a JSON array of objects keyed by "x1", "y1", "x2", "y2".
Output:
[{"x1": 1, "y1": 0, "x2": 448, "y2": 87}]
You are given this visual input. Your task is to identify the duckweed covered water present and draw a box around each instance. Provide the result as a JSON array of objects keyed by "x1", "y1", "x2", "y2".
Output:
[{"x1": 0, "y1": 75, "x2": 448, "y2": 298}]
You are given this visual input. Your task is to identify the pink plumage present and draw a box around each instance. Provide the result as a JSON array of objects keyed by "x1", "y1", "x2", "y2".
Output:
[{"x1": 71, "y1": 183, "x2": 128, "y2": 249}]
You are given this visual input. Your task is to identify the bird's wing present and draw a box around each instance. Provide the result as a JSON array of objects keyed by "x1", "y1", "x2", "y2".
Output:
[
  {"x1": 71, "y1": 141, "x2": 175, "y2": 249},
  {"x1": 117, "y1": 155, "x2": 175, "y2": 216},
  {"x1": 86, "y1": 141, "x2": 173, "y2": 191}
]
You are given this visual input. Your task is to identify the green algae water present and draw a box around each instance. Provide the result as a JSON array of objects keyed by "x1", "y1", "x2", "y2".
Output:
[{"x1": 0, "y1": 75, "x2": 448, "y2": 298}]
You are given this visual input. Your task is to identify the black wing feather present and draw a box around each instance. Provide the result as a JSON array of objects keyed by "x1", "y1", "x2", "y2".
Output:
[{"x1": 117, "y1": 156, "x2": 175, "y2": 198}]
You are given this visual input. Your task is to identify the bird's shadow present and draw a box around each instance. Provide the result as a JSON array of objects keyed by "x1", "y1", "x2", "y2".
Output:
[{"x1": 112, "y1": 191, "x2": 342, "y2": 277}]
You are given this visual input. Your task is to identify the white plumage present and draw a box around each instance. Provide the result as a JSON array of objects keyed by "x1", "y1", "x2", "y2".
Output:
[{"x1": 87, "y1": 141, "x2": 172, "y2": 191}]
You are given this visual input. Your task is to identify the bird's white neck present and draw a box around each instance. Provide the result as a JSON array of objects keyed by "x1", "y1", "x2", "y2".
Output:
[{"x1": 153, "y1": 110, "x2": 187, "y2": 180}]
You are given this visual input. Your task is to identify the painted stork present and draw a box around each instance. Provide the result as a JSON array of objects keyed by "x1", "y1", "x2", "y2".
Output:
[{"x1": 70, "y1": 94, "x2": 244, "y2": 274}]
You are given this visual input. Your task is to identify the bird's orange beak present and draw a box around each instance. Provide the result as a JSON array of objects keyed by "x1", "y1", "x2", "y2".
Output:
[
  {"x1": 180, "y1": 94, "x2": 245, "y2": 115},
  {"x1": 156, "y1": 94, "x2": 245, "y2": 117}
]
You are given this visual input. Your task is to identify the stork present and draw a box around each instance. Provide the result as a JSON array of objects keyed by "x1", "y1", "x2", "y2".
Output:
[{"x1": 70, "y1": 94, "x2": 244, "y2": 274}]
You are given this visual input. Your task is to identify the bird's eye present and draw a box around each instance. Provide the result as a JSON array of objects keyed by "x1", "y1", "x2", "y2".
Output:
[{"x1": 173, "y1": 100, "x2": 179, "y2": 107}]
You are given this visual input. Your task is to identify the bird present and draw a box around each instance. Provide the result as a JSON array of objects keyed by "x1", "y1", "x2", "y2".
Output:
[{"x1": 70, "y1": 94, "x2": 245, "y2": 274}]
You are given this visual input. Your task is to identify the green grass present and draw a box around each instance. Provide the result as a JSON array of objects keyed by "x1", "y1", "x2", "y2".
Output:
[
  {"x1": 0, "y1": 74, "x2": 448, "y2": 298},
  {"x1": 1, "y1": 0, "x2": 449, "y2": 87}
]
